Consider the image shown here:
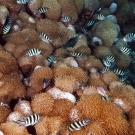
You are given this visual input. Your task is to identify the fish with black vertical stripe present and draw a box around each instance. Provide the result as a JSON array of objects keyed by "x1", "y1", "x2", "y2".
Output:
[{"x1": 68, "y1": 120, "x2": 91, "y2": 132}]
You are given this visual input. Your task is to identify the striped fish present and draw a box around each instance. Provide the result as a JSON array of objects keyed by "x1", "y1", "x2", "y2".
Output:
[
  {"x1": 118, "y1": 46, "x2": 131, "y2": 55},
  {"x1": 102, "y1": 59, "x2": 112, "y2": 67},
  {"x1": 39, "y1": 33, "x2": 52, "y2": 44},
  {"x1": 16, "y1": 0, "x2": 30, "y2": 4},
  {"x1": 43, "y1": 78, "x2": 51, "y2": 88},
  {"x1": 123, "y1": 33, "x2": 135, "y2": 42},
  {"x1": 3, "y1": 23, "x2": 11, "y2": 34},
  {"x1": 25, "y1": 48, "x2": 41, "y2": 56},
  {"x1": 96, "y1": 14, "x2": 105, "y2": 20},
  {"x1": 100, "y1": 66, "x2": 110, "y2": 74},
  {"x1": 0, "y1": 102, "x2": 10, "y2": 108},
  {"x1": 119, "y1": 75, "x2": 128, "y2": 82},
  {"x1": 61, "y1": 16, "x2": 70, "y2": 22},
  {"x1": 68, "y1": 120, "x2": 91, "y2": 132},
  {"x1": 101, "y1": 95, "x2": 110, "y2": 101},
  {"x1": 70, "y1": 52, "x2": 85, "y2": 58},
  {"x1": 37, "y1": 7, "x2": 49, "y2": 13},
  {"x1": 18, "y1": 113, "x2": 40, "y2": 126},
  {"x1": 81, "y1": 27, "x2": 88, "y2": 34},
  {"x1": 113, "y1": 68, "x2": 125, "y2": 76},
  {"x1": 106, "y1": 55, "x2": 115, "y2": 62},
  {"x1": 86, "y1": 20, "x2": 95, "y2": 27},
  {"x1": 47, "y1": 55, "x2": 57, "y2": 63}
]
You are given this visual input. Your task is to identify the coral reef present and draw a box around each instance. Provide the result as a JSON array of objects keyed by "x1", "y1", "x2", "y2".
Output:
[{"x1": 0, "y1": 0, "x2": 135, "y2": 134}]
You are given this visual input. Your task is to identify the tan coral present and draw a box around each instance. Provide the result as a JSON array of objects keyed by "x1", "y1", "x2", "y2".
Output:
[
  {"x1": 35, "y1": 116, "x2": 64, "y2": 135},
  {"x1": 75, "y1": 46, "x2": 91, "y2": 56},
  {"x1": 31, "y1": 93, "x2": 54, "y2": 116},
  {"x1": 0, "y1": 106, "x2": 11, "y2": 124},
  {"x1": 73, "y1": 0, "x2": 83, "y2": 14},
  {"x1": 49, "y1": 99, "x2": 74, "y2": 121},
  {"x1": 0, "y1": 122, "x2": 31, "y2": 135},
  {"x1": 36, "y1": 19, "x2": 74, "y2": 48},
  {"x1": 101, "y1": 71, "x2": 119, "y2": 85},
  {"x1": 85, "y1": 56, "x2": 103, "y2": 71},
  {"x1": 54, "y1": 48, "x2": 69, "y2": 58},
  {"x1": 58, "y1": 0, "x2": 78, "y2": 24},
  {"x1": 0, "y1": 5, "x2": 9, "y2": 25},
  {"x1": 54, "y1": 75, "x2": 80, "y2": 93},
  {"x1": 93, "y1": 46, "x2": 113, "y2": 59},
  {"x1": 91, "y1": 20, "x2": 120, "y2": 47},
  {"x1": 29, "y1": 66, "x2": 53, "y2": 91},
  {"x1": 42, "y1": 0, "x2": 61, "y2": 21},
  {"x1": 14, "y1": 100, "x2": 32, "y2": 117},
  {"x1": 0, "y1": 50, "x2": 19, "y2": 74}
]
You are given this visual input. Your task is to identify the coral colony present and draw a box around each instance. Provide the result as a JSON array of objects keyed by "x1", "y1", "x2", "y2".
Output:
[{"x1": 0, "y1": 0, "x2": 135, "y2": 135}]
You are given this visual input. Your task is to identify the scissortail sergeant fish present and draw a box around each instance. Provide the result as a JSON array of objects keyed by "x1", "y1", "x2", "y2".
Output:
[
  {"x1": 47, "y1": 55, "x2": 57, "y2": 64},
  {"x1": 70, "y1": 52, "x2": 85, "y2": 58},
  {"x1": 123, "y1": 33, "x2": 135, "y2": 42},
  {"x1": 96, "y1": 14, "x2": 105, "y2": 20},
  {"x1": 25, "y1": 48, "x2": 41, "y2": 56},
  {"x1": 39, "y1": 33, "x2": 53, "y2": 44},
  {"x1": 61, "y1": 16, "x2": 70, "y2": 22},
  {"x1": 118, "y1": 46, "x2": 131, "y2": 55},
  {"x1": 85, "y1": 20, "x2": 95, "y2": 27},
  {"x1": 16, "y1": 0, "x2": 30, "y2": 4},
  {"x1": 3, "y1": 23, "x2": 11, "y2": 34},
  {"x1": 100, "y1": 66, "x2": 110, "y2": 74},
  {"x1": 0, "y1": 102, "x2": 10, "y2": 108},
  {"x1": 68, "y1": 120, "x2": 91, "y2": 132},
  {"x1": 17, "y1": 113, "x2": 40, "y2": 126},
  {"x1": 113, "y1": 68, "x2": 125, "y2": 76},
  {"x1": 36, "y1": 7, "x2": 49, "y2": 14}
]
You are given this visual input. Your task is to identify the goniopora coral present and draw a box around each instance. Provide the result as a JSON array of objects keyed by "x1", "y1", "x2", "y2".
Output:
[{"x1": 0, "y1": 0, "x2": 135, "y2": 134}]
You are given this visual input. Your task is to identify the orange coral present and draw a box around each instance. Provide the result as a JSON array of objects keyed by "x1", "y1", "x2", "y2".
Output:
[
  {"x1": 35, "y1": 116, "x2": 64, "y2": 135},
  {"x1": 101, "y1": 71, "x2": 119, "y2": 85},
  {"x1": 49, "y1": 99, "x2": 74, "y2": 121},
  {"x1": 31, "y1": 93, "x2": 54, "y2": 116},
  {"x1": 0, "y1": 106, "x2": 11, "y2": 124},
  {"x1": 42, "y1": 0, "x2": 61, "y2": 21},
  {"x1": 91, "y1": 20, "x2": 120, "y2": 47},
  {"x1": 0, "y1": 122, "x2": 31, "y2": 135},
  {"x1": 28, "y1": 67, "x2": 53, "y2": 93},
  {"x1": 58, "y1": 0, "x2": 78, "y2": 24},
  {"x1": 54, "y1": 75, "x2": 79, "y2": 93}
]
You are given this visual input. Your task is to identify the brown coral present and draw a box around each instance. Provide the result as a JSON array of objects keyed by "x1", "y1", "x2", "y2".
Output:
[
  {"x1": 0, "y1": 106, "x2": 11, "y2": 124},
  {"x1": 0, "y1": 122, "x2": 31, "y2": 135},
  {"x1": 31, "y1": 93, "x2": 54, "y2": 116}
]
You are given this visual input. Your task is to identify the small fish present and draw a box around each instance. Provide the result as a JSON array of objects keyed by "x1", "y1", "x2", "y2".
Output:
[
  {"x1": 113, "y1": 68, "x2": 125, "y2": 76},
  {"x1": 47, "y1": 55, "x2": 57, "y2": 64},
  {"x1": 43, "y1": 78, "x2": 51, "y2": 88},
  {"x1": 123, "y1": 33, "x2": 135, "y2": 42},
  {"x1": 102, "y1": 59, "x2": 112, "y2": 67},
  {"x1": 96, "y1": 14, "x2": 105, "y2": 20},
  {"x1": 16, "y1": 0, "x2": 30, "y2": 4},
  {"x1": 119, "y1": 75, "x2": 128, "y2": 82},
  {"x1": 100, "y1": 66, "x2": 110, "y2": 74},
  {"x1": 85, "y1": 20, "x2": 95, "y2": 27},
  {"x1": 81, "y1": 27, "x2": 88, "y2": 34},
  {"x1": 18, "y1": 113, "x2": 40, "y2": 126},
  {"x1": 118, "y1": 46, "x2": 131, "y2": 55},
  {"x1": 101, "y1": 95, "x2": 110, "y2": 101},
  {"x1": 0, "y1": 102, "x2": 10, "y2": 108},
  {"x1": 25, "y1": 48, "x2": 41, "y2": 56},
  {"x1": 37, "y1": 7, "x2": 49, "y2": 13},
  {"x1": 68, "y1": 120, "x2": 91, "y2": 132},
  {"x1": 3, "y1": 23, "x2": 11, "y2": 34},
  {"x1": 70, "y1": 52, "x2": 85, "y2": 58},
  {"x1": 39, "y1": 33, "x2": 52, "y2": 44},
  {"x1": 106, "y1": 55, "x2": 115, "y2": 62},
  {"x1": 61, "y1": 16, "x2": 70, "y2": 22}
]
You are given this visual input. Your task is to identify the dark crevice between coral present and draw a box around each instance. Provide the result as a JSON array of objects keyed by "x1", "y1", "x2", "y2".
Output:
[{"x1": 27, "y1": 126, "x2": 36, "y2": 135}]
